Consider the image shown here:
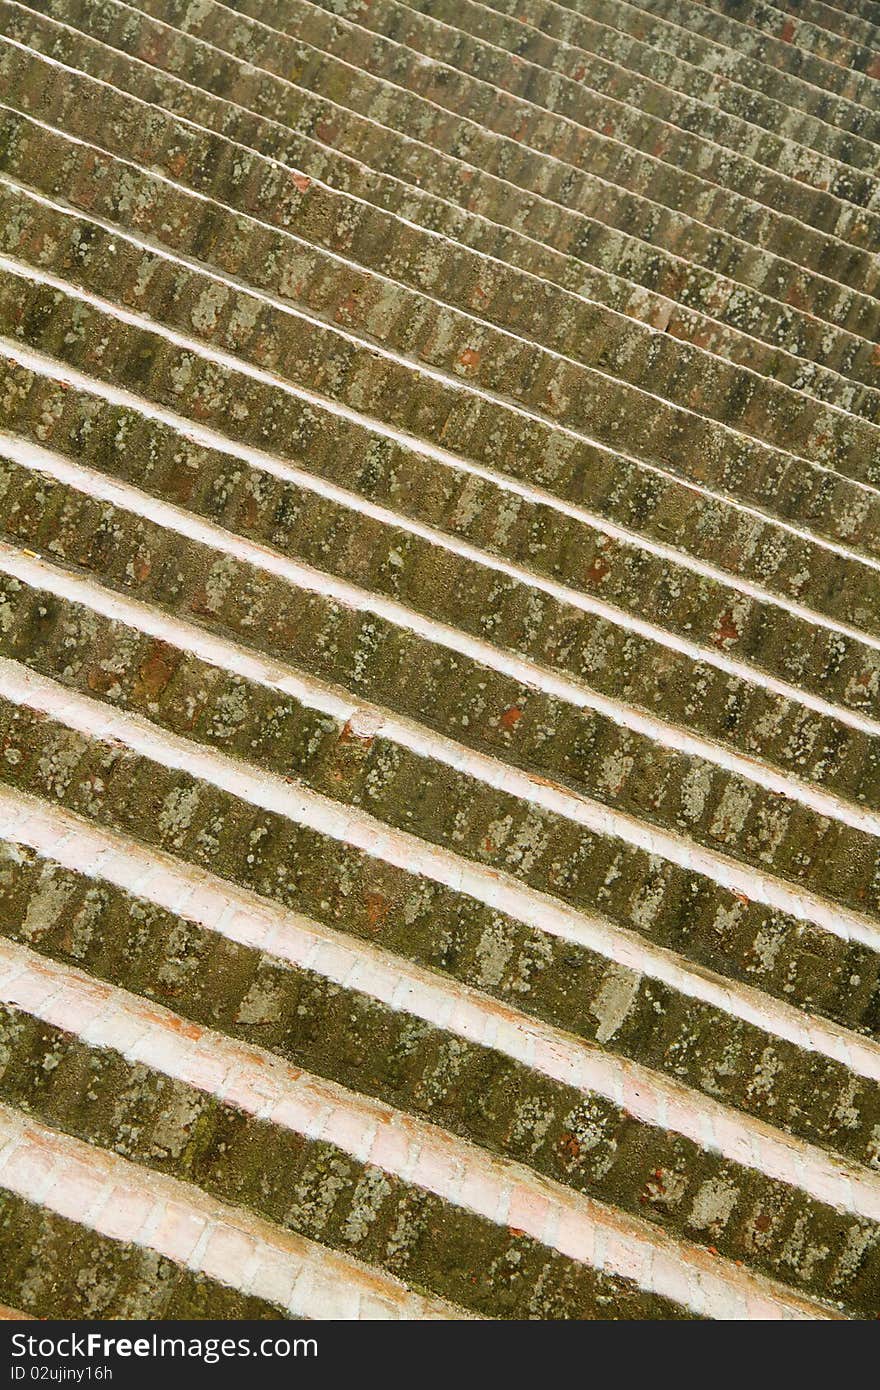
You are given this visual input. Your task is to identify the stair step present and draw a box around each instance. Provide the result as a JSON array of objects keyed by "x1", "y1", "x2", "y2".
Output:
[
  {"x1": 291, "y1": 0, "x2": 880, "y2": 200},
  {"x1": 22, "y1": 0, "x2": 880, "y2": 304},
  {"x1": 142, "y1": 0, "x2": 880, "y2": 246},
  {"x1": 660, "y1": 0, "x2": 880, "y2": 80},
  {"x1": 6, "y1": 258, "x2": 880, "y2": 746},
  {"x1": 0, "y1": 1104, "x2": 457, "y2": 1318},
  {"x1": 6, "y1": 16, "x2": 880, "y2": 384},
  {"x1": 544, "y1": 0, "x2": 880, "y2": 110},
  {"x1": 2, "y1": 0, "x2": 878, "y2": 1320},
  {"x1": 0, "y1": 833, "x2": 870, "y2": 1315},
  {"x1": 415, "y1": 0, "x2": 880, "y2": 168}
]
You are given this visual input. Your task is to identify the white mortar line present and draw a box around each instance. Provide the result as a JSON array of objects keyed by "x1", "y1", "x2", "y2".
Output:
[
  {"x1": 8, "y1": 158, "x2": 880, "y2": 616},
  {"x1": 6, "y1": 92, "x2": 879, "y2": 433},
  {"x1": 3, "y1": 14, "x2": 869, "y2": 363},
  {"x1": 0, "y1": 936, "x2": 841, "y2": 1321},
  {"x1": 7, "y1": 164, "x2": 880, "y2": 548},
  {"x1": 6, "y1": 59, "x2": 880, "y2": 571},
  {"x1": 309, "y1": 0, "x2": 870, "y2": 199},
  {"x1": 4, "y1": 535, "x2": 880, "y2": 853},
  {"x1": 3, "y1": 352, "x2": 880, "y2": 813},
  {"x1": 4, "y1": 321, "x2": 880, "y2": 753},
  {"x1": 0, "y1": 430, "x2": 874, "y2": 854},
  {"x1": 0, "y1": 783, "x2": 876, "y2": 1226},
  {"x1": 218, "y1": 0, "x2": 879, "y2": 239},
  {"x1": 0, "y1": 1102, "x2": 465, "y2": 1320},
  {"x1": 3, "y1": 417, "x2": 880, "y2": 941},
  {"x1": 4, "y1": 243, "x2": 880, "y2": 721},
  {"x1": 91, "y1": 0, "x2": 880, "y2": 292},
  {"x1": 571, "y1": 0, "x2": 878, "y2": 116},
  {"x1": 2, "y1": 490, "x2": 880, "y2": 945},
  {"x1": 0, "y1": 1303, "x2": 31, "y2": 1319},
  {"x1": 5, "y1": 113, "x2": 879, "y2": 475},
  {"x1": 6, "y1": 624, "x2": 880, "y2": 989}
]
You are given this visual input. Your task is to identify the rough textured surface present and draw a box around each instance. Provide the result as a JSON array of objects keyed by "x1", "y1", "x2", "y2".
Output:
[{"x1": 0, "y1": 0, "x2": 878, "y2": 1321}]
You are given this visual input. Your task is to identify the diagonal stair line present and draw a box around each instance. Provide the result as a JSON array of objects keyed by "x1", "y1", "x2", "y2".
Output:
[
  {"x1": 219, "y1": 0, "x2": 880, "y2": 240},
  {"x1": 2, "y1": 784, "x2": 880, "y2": 1246},
  {"x1": 2, "y1": 0, "x2": 879, "y2": 1319},
  {"x1": 6, "y1": 651, "x2": 880, "y2": 1076},
  {"x1": 4, "y1": 190, "x2": 880, "y2": 656},
  {"x1": 6, "y1": 333, "x2": 880, "y2": 748},
  {"x1": 3, "y1": 535, "x2": 879, "y2": 850},
  {"x1": 11, "y1": 0, "x2": 880, "y2": 314},
  {"x1": 0, "y1": 936, "x2": 848, "y2": 1320},
  {"x1": 0, "y1": 1103, "x2": 468, "y2": 1320},
  {"x1": 4, "y1": 15, "x2": 878, "y2": 387},
  {"x1": 87, "y1": 0, "x2": 880, "y2": 297}
]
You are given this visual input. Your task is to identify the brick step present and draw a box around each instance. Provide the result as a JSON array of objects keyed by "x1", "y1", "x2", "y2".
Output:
[
  {"x1": 0, "y1": 1303, "x2": 31, "y2": 1319},
  {"x1": 265, "y1": 0, "x2": 878, "y2": 226},
  {"x1": 6, "y1": 279, "x2": 880, "y2": 762},
  {"x1": 5, "y1": 302, "x2": 880, "y2": 735},
  {"x1": 0, "y1": 945, "x2": 709, "y2": 1320},
  {"x1": 295, "y1": 0, "x2": 880, "y2": 197},
  {"x1": 6, "y1": 25, "x2": 880, "y2": 385},
  {"x1": 4, "y1": 438, "x2": 880, "y2": 1067},
  {"x1": 6, "y1": 243, "x2": 880, "y2": 727},
  {"x1": 775, "y1": 0, "x2": 880, "y2": 37},
  {"x1": 567, "y1": 0, "x2": 880, "y2": 106},
  {"x1": 1, "y1": 0, "x2": 877, "y2": 1322},
  {"x1": 5, "y1": 336, "x2": 877, "y2": 811},
  {"x1": 5, "y1": 539, "x2": 878, "y2": 1106},
  {"x1": 0, "y1": 821, "x2": 872, "y2": 1316},
  {"x1": 6, "y1": 172, "x2": 880, "y2": 581},
  {"x1": 155, "y1": 0, "x2": 880, "y2": 241},
  {"x1": 681, "y1": 0, "x2": 880, "y2": 76},
  {"x1": 4, "y1": 109, "x2": 878, "y2": 441},
  {"x1": 5, "y1": 932, "x2": 868, "y2": 1320},
  {"x1": 8, "y1": 67, "x2": 880, "y2": 421},
  {"x1": 0, "y1": 970, "x2": 681, "y2": 1325},
  {"x1": 5, "y1": 259, "x2": 875, "y2": 654},
  {"x1": 36, "y1": 0, "x2": 880, "y2": 303},
  {"x1": 406, "y1": 0, "x2": 880, "y2": 173},
  {"x1": 3, "y1": 136, "x2": 880, "y2": 516},
  {"x1": 475, "y1": 0, "x2": 880, "y2": 141},
  {"x1": 0, "y1": 1102, "x2": 456, "y2": 1318},
  {"x1": 8, "y1": 283, "x2": 880, "y2": 761}
]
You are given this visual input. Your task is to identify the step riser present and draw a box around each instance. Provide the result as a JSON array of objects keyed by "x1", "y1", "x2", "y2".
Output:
[
  {"x1": 133, "y1": 0, "x2": 880, "y2": 244},
  {"x1": 3, "y1": 99, "x2": 880, "y2": 475},
  {"x1": 0, "y1": 953, "x2": 710, "y2": 1320},
  {"x1": 4, "y1": 144, "x2": 879, "y2": 517},
  {"x1": 6, "y1": 547, "x2": 880, "y2": 1042},
  {"x1": 521, "y1": 0, "x2": 880, "y2": 114},
  {"x1": 702, "y1": 0, "x2": 880, "y2": 59},
  {"x1": 32, "y1": 0, "x2": 880, "y2": 304},
  {"x1": 0, "y1": 837, "x2": 872, "y2": 1315},
  {"x1": 7, "y1": 259, "x2": 880, "y2": 754},
  {"x1": 0, "y1": 437, "x2": 876, "y2": 1028},
  {"x1": 0, "y1": 1107, "x2": 458, "y2": 1318},
  {"x1": 6, "y1": 13, "x2": 879, "y2": 386},
  {"x1": 641, "y1": 0, "x2": 880, "y2": 84},
  {"x1": 0, "y1": 1188, "x2": 295, "y2": 1320},
  {"x1": 285, "y1": 0, "x2": 880, "y2": 205},
  {"x1": 419, "y1": 0, "x2": 880, "y2": 155},
  {"x1": 9, "y1": 0, "x2": 880, "y2": 347},
  {"x1": 4, "y1": 651, "x2": 880, "y2": 1190},
  {"x1": 2, "y1": 0, "x2": 878, "y2": 1322}
]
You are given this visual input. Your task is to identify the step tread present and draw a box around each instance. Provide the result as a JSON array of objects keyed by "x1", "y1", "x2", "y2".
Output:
[{"x1": 1, "y1": 0, "x2": 878, "y2": 1319}]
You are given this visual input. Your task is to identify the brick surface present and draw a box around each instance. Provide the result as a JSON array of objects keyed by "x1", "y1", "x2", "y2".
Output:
[{"x1": 0, "y1": 0, "x2": 877, "y2": 1321}]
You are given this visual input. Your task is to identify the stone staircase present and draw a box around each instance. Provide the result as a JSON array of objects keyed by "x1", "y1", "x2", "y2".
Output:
[{"x1": 0, "y1": 0, "x2": 878, "y2": 1321}]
